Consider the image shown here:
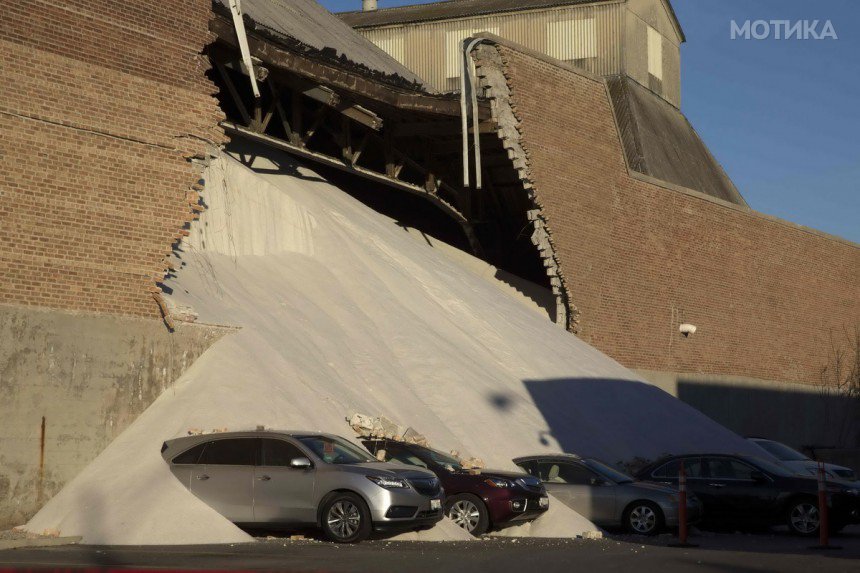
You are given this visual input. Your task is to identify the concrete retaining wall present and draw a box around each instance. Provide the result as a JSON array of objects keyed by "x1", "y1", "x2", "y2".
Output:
[{"x1": 0, "y1": 304, "x2": 228, "y2": 528}]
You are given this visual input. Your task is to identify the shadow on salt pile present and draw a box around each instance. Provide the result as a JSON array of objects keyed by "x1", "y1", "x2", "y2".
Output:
[{"x1": 522, "y1": 378, "x2": 764, "y2": 469}]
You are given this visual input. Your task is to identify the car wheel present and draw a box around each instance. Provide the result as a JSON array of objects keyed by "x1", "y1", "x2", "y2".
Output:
[
  {"x1": 446, "y1": 494, "x2": 490, "y2": 536},
  {"x1": 320, "y1": 492, "x2": 372, "y2": 543},
  {"x1": 786, "y1": 498, "x2": 820, "y2": 537},
  {"x1": 624, "y1": 501, "x2": 664, "y2": 536}
]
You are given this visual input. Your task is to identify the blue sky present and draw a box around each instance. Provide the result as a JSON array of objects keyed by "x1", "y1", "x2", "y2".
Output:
[{"x1": 323, "y1": 0, "x2": 859, "y2": 243}]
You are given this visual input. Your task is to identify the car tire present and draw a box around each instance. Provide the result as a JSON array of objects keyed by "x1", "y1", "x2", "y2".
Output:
[
  {"x1": 623, "y1": 501, "x2": 664, "y2": 536},
  {"x1": 320, "y1": 492, "x2": 372, "y2": 543},
  {"x1": 786, "y1": 498, "x2": 820, "y2": 537},
  {"x1": 446, "y1": 493, "x2": 490, "y2": 536}
]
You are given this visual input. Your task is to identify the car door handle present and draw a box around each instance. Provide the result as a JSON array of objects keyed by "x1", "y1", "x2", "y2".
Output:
[
  {"x1": 256, "y1": 475, "x2": 271, "y2": 481},
  {"x1": 707, "y1": 483, "x2": 725, "y2": 488},
  {"x1": 196, "y1": 474, "x2": 209, "y2": 481}
]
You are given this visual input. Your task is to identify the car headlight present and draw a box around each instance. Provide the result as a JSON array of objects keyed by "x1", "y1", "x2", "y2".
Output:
[
  {"x1": 845, "y1": 488, "x2": 859, "y2": 496},
  {"x1": 484, "y1": 478, "x2": 513, "y2": 488},
  {"x1": 366, "y1": 475, "x2": 410, "y2": 489}
]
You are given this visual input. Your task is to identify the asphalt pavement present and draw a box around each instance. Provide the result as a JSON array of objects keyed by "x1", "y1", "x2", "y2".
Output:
[{"x1": 0, "y1": 527, "x2": 857, "y2": 572}]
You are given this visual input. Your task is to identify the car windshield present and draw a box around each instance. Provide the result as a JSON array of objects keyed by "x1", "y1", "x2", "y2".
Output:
[
  {"x1": 745, "y1": 455, "x2": 797, "y2": 477},
  {"x1": 584, "y1": 459, "x2": 634, "y2": 483},
  {"x1": 423, "y1": 447, "x2": 464, "y2": 471},
  {"x1": 752, "y1": 440, "x2": 809, "y2": 462},
  {"x1": 298, "y1": 436, "x2": 377, "y2": 465}
]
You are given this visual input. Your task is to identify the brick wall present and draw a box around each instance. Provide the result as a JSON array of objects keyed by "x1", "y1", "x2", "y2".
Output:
[
  {"x1": 0, "y1": 0, "x2": 226, "y2": 318},
  {"x1": 488, "y1": 44, "x2": 860, "y2": 385}
]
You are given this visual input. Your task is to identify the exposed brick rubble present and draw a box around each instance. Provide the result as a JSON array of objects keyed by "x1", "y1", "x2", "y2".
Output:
[{"x1": 473, "y1": 44, "x2": 579, "y2": 331}]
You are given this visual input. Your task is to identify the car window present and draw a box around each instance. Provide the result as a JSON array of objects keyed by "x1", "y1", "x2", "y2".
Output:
[
  {"x1": 516, "y1": 460, "x2": 539, "y2": 478},
  {"x1": 198, "y1": 438, "x2": 257, "y2": 466},
  {"x1": 297, "y1": 435, "x2": 377, "y2": 464},
  {"x1": 652, "y1": 458, "x2": 705, "y2": 478},
  {"x1": 384, "y1": 447, "x2": 429, "y2": 468},
  {"x1": 537, "y1": 462, "x2": 596, "y2": 485},
  {"x1": 172, "y1": 443, "x2": 207, "y2": 465},
  {"x1": 752, "y1": 440, "x2": 808, "y2": 462},
  {"x1": 707, "y1": 458, "x2": 757, "y2": 480},
  {"x1": 260, "y1": 438, "x2": 305, "y2": 466}
]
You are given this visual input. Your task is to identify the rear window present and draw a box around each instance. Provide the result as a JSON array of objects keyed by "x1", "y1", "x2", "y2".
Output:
[
  {"x1": 198, "y1": 438, "x2": 257, "y2": 466},
  {"x1": 172, "y1": 443, "x2": 207, "y2": 465}
]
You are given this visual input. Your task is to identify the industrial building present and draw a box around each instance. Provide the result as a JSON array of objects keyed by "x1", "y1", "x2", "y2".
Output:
[{"x1": 1, "y1": 0, "x2": 857, "y2": 530}]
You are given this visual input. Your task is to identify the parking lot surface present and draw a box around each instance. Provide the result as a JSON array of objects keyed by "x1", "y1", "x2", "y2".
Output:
[{"x1": 0, "y1": 527, "x2": 857, "y2": 572}]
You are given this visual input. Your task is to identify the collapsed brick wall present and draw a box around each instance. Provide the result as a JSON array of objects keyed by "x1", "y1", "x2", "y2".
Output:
[
  {"x1": 481, "y1": 43, "x2": 860, "y2": 385},
  {"x1": 0, "y1": 0, "x2": 227, "y2": 318}
]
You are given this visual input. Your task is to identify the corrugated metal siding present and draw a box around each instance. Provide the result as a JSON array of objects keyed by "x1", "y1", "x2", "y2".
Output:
[
  {"x1": 624, "y1": 0, "x2": 681, "y2": 107},
  {"x1": 360, "y1": 3, "x2": 624, "y2": 92}
]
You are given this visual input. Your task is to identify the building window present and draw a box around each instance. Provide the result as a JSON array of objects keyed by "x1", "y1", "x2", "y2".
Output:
[
  {"x1": 647, "y1": 25, "x2": 663, "y2": 80},
  {"x1": 446, "y1": 26, "x2": 499, "y2": 78},
  {"x1": 546, "y1": 18, "x2": 597, "y2": 62},
  {"x1": 371, "y1": 33, "x2": 405, "y2": 62}
]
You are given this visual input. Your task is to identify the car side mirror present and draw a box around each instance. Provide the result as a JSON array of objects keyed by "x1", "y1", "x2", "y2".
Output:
[
  {"x1": 750, "y1": 471, "x2": 767, "y2": 483},
  {"x1": 290, "y1": 456, "x2": 312, "y2": 469}
]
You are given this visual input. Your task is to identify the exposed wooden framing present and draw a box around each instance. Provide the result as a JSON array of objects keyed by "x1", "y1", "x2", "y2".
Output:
[
  {"x1": 215, "y1": 60, "x2": 251, "y2": 126},
  {"x1": 222, "y1": 122, "x2": 478, "y2": 237},
  {"x1": 211, "y1": 16, "x2": 491, "y2": 120}
]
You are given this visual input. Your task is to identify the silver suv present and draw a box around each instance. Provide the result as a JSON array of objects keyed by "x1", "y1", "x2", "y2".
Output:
[{"x1": 162, "y1": 430, "x2": 444, "y2": 542}]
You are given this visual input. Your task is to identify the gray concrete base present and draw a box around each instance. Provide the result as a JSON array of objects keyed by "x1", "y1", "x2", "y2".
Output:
[
  {"x1": 637, "y1": 369, "x2": 860, "y2": 456},
  {"x1": 0, "y1": 304, "x2": 229, "y2": 529}
]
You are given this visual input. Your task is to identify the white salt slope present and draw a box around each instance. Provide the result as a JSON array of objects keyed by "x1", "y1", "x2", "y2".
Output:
[{"x1": 25, "y1": 143, "x2": 761, "y2": 544}]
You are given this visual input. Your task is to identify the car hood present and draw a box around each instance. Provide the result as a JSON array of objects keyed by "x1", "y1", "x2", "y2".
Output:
[
  {"x1": 351, "y1": 461, "x2": 436, "y2": 480},
  {"x1": 454, "y1": 468, "x2": 530, "y2": 480}
]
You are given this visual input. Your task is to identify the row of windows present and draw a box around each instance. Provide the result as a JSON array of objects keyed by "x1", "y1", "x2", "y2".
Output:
[
  {"x1": 172, "y1": 438, "x2": 304, "y2": 467},
  {"x1": 652, "y1": 458, "x2": 762, "y2": 480}
]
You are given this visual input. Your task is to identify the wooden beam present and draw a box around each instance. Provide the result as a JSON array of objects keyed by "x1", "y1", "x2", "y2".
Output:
[
  {"x1": 392, "y1": 120, "x2": 496, "y2": 137},
  {"x1": 215, "y1": 60, "x2": 251, "y2": 126}
]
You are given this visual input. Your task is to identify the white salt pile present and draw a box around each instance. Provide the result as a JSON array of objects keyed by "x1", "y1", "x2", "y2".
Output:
[{"x1": 24, "y1": 142, "x2": 761, "y2": 544}]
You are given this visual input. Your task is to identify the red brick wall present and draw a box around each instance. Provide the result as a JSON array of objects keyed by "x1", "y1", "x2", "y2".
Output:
[
  {"x1": 0, "y1": 0, "x2": 226, "y2": 317},
  {"x1": 492, "y1": 45, "x2": 860, "y2": 385}
]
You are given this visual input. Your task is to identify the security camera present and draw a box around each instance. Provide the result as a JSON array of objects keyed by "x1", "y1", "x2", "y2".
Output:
[{"x1": 679, "y1": 323, "x2": 697, "y2": 337}]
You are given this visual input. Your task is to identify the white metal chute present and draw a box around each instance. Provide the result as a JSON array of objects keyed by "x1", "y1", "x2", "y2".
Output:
[
  {"x1": 460, "y1": 37, "x2": 486, "y2": 190},
  {"x1": 229, "y1": 0, "x2": 260, "y2": 100}
]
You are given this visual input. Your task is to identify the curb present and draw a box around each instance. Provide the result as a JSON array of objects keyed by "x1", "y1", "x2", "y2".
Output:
[{"x1": 0, "y1": 536, "x2": 82, "y2": 551}]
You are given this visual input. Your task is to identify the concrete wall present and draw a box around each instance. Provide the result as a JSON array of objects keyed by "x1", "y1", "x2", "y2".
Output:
[
  {"x1": 0, "y1": 304, "x2": 229, "y2": 528},
  {"x1": 476, "y1": 41, "x2": 860, "y2": 388},
  {"x1": 0, "y1": 0, "x2": 226, "y2": 319},
  {"x1": 638, "y1": 370, "x2": 860, "y2": 450}
]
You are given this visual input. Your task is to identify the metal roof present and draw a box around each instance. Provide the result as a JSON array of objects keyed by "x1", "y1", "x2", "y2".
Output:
[
  {"x1": 608, "y1": 75, "x2": 746, "y2": 206},
  {"x1": 340, "y1": 0, "x2": 686, "y2": 43},
  {"x1": 216, "y1": 0, "x2": 426, "y2": 86},
  {"x1": 339, "y1": 0, "x2": 614, "y2": 27}
]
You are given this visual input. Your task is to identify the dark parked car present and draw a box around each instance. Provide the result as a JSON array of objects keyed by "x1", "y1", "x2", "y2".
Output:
[
  {"x1": 362, "y1": 439, "x2": 549, "y2": 535},
  {"x1": 514, "y1": 454, "x2": 702, "y2": 535},
  {"x1": 747, "y1": 437, "x2": 857, "y2": 482},
  {"x1": 162, "y1": 431, "x2": 443, "y2": 543},
  {"x1": 636, "y1": 454, "x2": 860, "y2": 536}
]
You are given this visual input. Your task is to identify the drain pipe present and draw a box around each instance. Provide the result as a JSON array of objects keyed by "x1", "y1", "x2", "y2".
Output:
[
  {"x1": 460, "y1": 37, "x2": 487, "y2": 189},
  {"x1": 228, "y1": 0, "x2": 260, "y2": 100}
]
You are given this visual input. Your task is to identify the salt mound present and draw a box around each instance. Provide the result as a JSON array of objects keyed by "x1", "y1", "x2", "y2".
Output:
[
  {"x1": 490, "y1": 494, "x2": 597, "y2": 539},
  {"x1": 24, "y1": 142, "x2": 761, "y2": 544}
]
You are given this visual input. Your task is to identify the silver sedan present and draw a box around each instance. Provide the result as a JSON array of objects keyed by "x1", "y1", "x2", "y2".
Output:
[{"x1": 514, "y1": 454, "x2": 702, "y2": 535}]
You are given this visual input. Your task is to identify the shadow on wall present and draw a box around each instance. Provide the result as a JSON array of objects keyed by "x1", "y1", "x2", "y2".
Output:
[
  {"x1": 520, "y1": 378, "x2": 756, "y2": 471},
  {"x1": 677, "y1": 380, "x2": 860, "y2": 451}
]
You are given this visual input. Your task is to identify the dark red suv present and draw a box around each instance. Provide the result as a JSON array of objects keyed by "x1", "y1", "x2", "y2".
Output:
[{"x1": 362, "y1": 439, "x2": 549, "y2": 535}]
